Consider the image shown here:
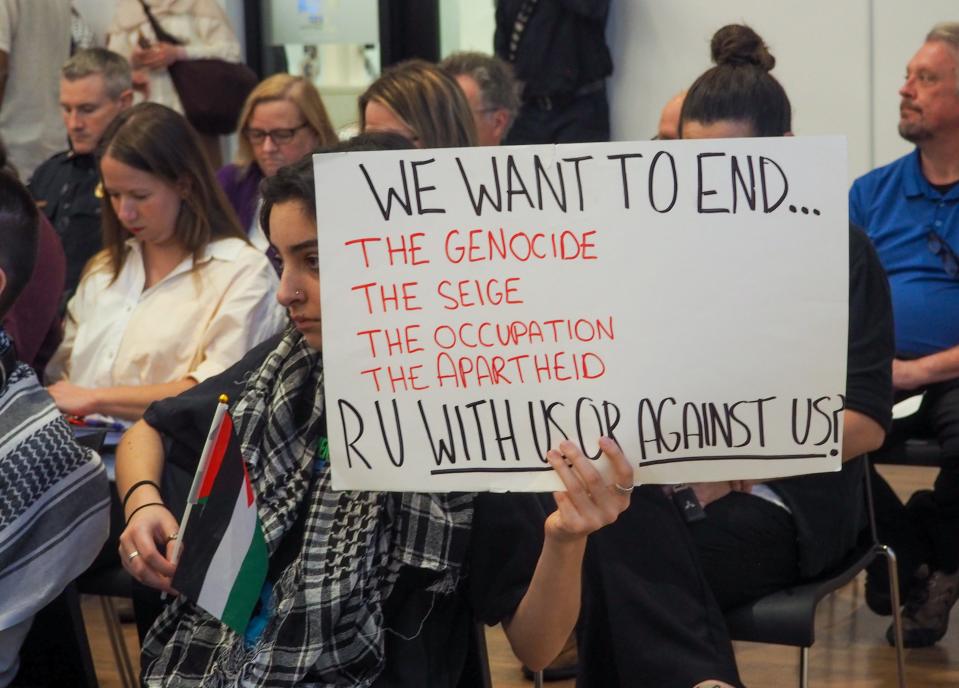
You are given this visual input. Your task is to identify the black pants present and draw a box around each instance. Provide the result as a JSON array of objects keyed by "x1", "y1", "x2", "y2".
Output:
[
  {"x1": 688, "y1": 492, "x2": 800, "y2": 611},
  {"x1": 870, "y1": 377, "x2": 959, "y2": 577},
  {"x1": 578, "y1": 486, "x2": 743, "y2": 688},
  {"x1": 505, "y1": 89, "x2": 610, "y2": 145}
]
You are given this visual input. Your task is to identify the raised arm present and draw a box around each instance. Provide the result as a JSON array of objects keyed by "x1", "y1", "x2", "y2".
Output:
[{"x1": 502, "y1": 437, "x2": 632, "y2": 670}]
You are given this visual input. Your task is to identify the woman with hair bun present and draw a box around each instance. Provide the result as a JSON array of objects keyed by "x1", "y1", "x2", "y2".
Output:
[
  {"x1": 679, "y1": 24, "x2": 791, "y2": 139},
  {"x1": 578, "y1": 23, "x2": 893, "y2": 688}
]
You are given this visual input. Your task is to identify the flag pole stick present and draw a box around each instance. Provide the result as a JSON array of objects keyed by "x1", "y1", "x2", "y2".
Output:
[{"x1": 169, "y1": 393, "x2": 230, "y2": 568}]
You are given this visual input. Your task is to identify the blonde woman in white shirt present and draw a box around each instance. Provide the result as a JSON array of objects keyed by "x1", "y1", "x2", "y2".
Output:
[{"x1": 45, "y1": 102, "x2": 285, "y2": 422}]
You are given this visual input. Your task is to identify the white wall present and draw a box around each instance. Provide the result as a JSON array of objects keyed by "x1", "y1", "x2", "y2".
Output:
[
  {"x1": 439, "y1": 0, "x2": 496, "y2": 57},
  {"x1": 607, "y1": 0, "x2": 958, "y2": 182}
]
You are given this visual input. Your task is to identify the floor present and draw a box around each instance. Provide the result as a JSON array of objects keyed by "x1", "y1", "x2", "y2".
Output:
[{"x1": 84, "y1": 464, "x2": 956, "y2": 687}]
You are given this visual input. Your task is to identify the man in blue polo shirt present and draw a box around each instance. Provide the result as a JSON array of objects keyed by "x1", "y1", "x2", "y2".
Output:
[{"x1": 850, "y1": 21, "x2": 959, "y2": 648}]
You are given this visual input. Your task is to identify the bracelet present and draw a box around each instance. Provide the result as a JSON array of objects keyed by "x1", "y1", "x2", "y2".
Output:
[
  {"x1": 125, "y1": 501, "x2": 165, "y2": 526},
  {"x1": 122, "y1": 480, "x2": 161, "y2": 511}
]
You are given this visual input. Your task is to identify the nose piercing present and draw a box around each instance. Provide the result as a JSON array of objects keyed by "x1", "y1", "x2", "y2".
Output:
[{"x1": 295, "y1": 290, "x2": 303, "y2": 297}]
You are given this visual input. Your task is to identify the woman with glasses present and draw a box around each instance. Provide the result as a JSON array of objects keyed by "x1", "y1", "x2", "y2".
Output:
[
  {"x1": 217, "y1": 74, "x2": 338, "y2": 252},
  {"x1": 45, "y1": 103, "x2": 285, "y2": 423}
]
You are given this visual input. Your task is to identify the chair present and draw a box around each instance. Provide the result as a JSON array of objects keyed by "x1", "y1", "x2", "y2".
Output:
[{"x1": 723, "y1": 456, "x2": 906, "y2": 688}]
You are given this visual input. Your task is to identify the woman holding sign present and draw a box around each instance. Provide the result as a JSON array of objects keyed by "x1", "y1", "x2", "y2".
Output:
[
  {"x1": 115, "y1": 135, "x2": 635, "y2": 686},
  {"x1": 577, "y1": 25, "x2": 893, "y2": 688}
]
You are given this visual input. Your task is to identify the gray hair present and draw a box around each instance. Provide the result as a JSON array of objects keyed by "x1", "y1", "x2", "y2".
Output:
[
  {"x1": 61, "y1": 48, "x2": 132, "y2": 100},
  {"x1": 927, "y1": 22, "x2": 959, "y2": 50},
  {"x1": 441, "y1": 51, "x2": 520, "y2": 128}
]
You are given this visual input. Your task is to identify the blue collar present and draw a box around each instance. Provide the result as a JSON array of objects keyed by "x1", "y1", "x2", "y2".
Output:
[{"x1": 904, "y1": 148, "x2": 959, "y2": 201}]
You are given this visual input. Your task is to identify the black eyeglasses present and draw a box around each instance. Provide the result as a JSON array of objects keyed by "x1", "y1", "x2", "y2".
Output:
[
  {"x1": 927, "y1": 229, "x2": 959, "y2": 277},
  {"x1": 244, "y1": 123, "x2": 310, "y2": 146}
]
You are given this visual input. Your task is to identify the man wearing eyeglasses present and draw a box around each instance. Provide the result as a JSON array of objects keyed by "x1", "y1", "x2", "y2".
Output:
[
  {"x1": 441, "y1": 52, "x2": 519, "y2": 147},
  {"x1": 29, "y1": 48, "x2": 133, "y2": 307},
  {"x1": 849, "y1": 22, "x2": 959, "y2": 648}
]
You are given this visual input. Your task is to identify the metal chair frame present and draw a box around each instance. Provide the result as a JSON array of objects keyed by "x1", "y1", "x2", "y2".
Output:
[{"x1": 724, "y1": 455, "x2": 906, "y2": 688}]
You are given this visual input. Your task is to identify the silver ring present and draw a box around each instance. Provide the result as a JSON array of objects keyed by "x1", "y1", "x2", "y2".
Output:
[
  {"x1": 127, "y1": 550, "x2": 140, "y2": 561},
  {"x1": 614, "y1": 482, "x2": 635, "y2": 494}
]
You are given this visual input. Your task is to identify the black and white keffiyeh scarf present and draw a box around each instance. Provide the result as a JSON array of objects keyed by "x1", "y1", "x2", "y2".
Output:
[
  {"x1": 0, "y1": 328, "x2": 110, "y2": 630},
  {"x1": 142, "y1": 328, "x2": 474, "y2": 686}
]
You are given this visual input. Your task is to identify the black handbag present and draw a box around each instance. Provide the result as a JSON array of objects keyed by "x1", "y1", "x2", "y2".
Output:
[{"x1": 137, "y1": 0, "x2": 257, "y2": 135}]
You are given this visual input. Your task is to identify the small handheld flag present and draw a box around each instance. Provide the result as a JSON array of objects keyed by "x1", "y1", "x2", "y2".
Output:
[{"x1": 171, "y1": 394, "x2": 268, "y2": 634}]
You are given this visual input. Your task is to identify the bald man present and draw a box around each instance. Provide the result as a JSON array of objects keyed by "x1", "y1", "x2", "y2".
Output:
[{"x1": 656, "y1": 91, "x2": 685, "y2": 140}]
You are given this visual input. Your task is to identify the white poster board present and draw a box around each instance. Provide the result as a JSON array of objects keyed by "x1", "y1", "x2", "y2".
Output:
[{"x1": 314, "y1": 137, "x2": 849, "y2": 492}]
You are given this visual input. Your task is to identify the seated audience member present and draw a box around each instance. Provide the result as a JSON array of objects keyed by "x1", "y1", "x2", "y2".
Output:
[
  {"x1": 0, "y1": 139, "x2": 66, "y2": 373},
  {"x1": 116, "y1": 137, "x2": 634, "y2": 685},
  {"x1": 578, "y1": 25, "x2": 894, "y2": 688},
  {"x1": 656, "y1": 90, "x2": 685, "y2": 140},
  {"x1": 217, "y1": 73, "x2": 337, "y2": 251},
  {"x1": 0, "y1": 171, "x2": 109, "y2": 687},
  {"x1": 29, "y1": 47, "x2": 133, "y2": 306},
  {"x1": 678, "y1": 25, "x2": 891, "y2": 606},
  {"x1": 849, "y1": 21, "x2": 959, "y2": 647},
  {"x1": 45, "y1": 103, "x2": 284, "y2": 423},
  {"x1": 440, "y1": 51, "x2": 519, "y2": 146},
  {"x1": 359, "y1": 59, "x2": 477, "y2": 148}
]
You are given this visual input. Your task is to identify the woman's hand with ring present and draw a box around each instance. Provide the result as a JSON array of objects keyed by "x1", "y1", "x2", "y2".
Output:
[{"x1": 543, "y1": 436, "x2": 634, "y2": 544}]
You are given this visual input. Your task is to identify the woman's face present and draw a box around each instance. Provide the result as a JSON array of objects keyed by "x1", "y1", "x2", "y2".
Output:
[
  {"x1": 681, "y1": 118, "x2": 756, "y2": 140},
  {"x1": 271, "y1": 200, "x2": 323, "y2": 350},
  {"x1": 100, "y1": 154, "x2": 183, "y2": 248},
  {"x1": 363, "y1": 100, "x2": 421, "y2": 147},
  {"x1": 247, "y1": 99, "x2": 321, "y2": 178}
]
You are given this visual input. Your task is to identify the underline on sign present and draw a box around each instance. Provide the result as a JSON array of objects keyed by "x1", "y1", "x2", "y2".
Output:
[
  {"x1": 431, "y1": 466, "x2": 555, "y2": 475},
  {"x1": 640, "y1": 453, "x2": 830, "y2": 467}
]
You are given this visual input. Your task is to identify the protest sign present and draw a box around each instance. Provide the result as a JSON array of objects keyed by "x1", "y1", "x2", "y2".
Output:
[{"x1": 314, "y1": 137, "x2": 848, "y2": 491}]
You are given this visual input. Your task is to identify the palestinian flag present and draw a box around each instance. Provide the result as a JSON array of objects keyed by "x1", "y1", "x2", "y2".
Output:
[{"x1": 171, "y1": 401, "x2": 268, "y2": 635}]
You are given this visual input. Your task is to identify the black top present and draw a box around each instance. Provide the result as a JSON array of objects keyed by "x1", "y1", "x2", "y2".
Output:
[
  {"x1": 28, "y1": 151, "x2": 103, "y2": 302},
  {"x1": 143, "y1": 336, "x2": 545, "y2": 687},
  {"x1": 769, "y1": 223, "x2": 895, "y2": 578},
  {"x1": 494, "y1": 0, "x2": 612, "y2": 98}
]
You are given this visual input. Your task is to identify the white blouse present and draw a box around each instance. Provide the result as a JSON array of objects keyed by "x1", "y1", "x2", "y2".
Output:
[{"x1": 46, "y1": 237, "x2": 285, "y2": 389}]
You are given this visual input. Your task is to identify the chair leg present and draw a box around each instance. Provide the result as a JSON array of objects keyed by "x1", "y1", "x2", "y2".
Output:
[
  {"x1": 97, "y1": 595, "x2": 137, "y2": 688},
  {"x1": 799, "y1": 646, "x2": 809, "y2": 688},
  {"x1": 534, "y1": 670, "x2": 544, "y2": 688},
  {"x1": 880, "y1": 544, "x2": 907, "y2": 688}
]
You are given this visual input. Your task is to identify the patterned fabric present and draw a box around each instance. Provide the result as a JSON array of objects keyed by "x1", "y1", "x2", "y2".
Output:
[
  {"x1": 508, "y1": 0, "x2": 539, "y2": 61},
  {"x1": 142, "y1": 327, "x2": 474, "y2": 686},
  {"x1": 0, "y1": 328, "x2": 110, "y2": 630}
]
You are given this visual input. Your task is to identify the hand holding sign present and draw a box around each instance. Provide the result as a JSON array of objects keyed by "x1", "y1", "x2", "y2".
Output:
[
  {"x1": 316, "y1": 137, "x2": 849, "y2": 492},
  {"x1": 545, "y1": 436, "x2": 634, "y2": 543}
]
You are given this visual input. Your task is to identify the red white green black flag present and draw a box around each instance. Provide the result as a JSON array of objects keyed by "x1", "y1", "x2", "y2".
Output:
[{"x1": 171, "y1": 395, "x2": 268, "y2": 634}]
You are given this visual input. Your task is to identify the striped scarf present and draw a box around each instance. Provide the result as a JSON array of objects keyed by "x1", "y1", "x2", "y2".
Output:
[
  {"x1": 142, "y1": 328, "x2": 474, "y2": 686},
  {"x1": 0, "y1": 328, "x2": 110, "y2": 630}
]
